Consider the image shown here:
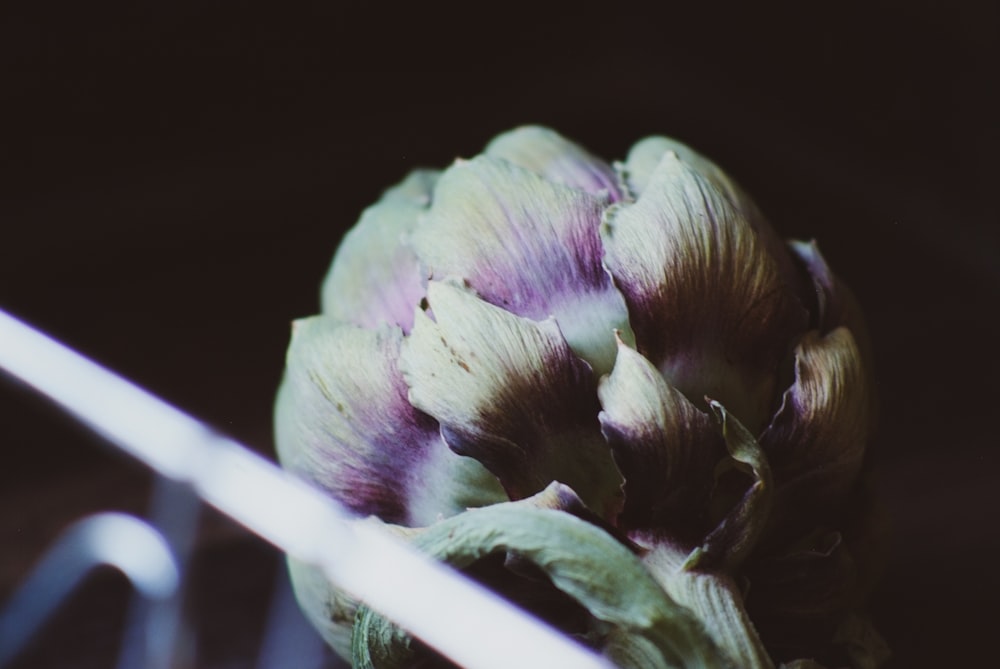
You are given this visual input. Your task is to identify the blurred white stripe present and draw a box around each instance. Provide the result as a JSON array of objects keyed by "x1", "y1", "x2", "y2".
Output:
[{"x1": 0, "y1": 309, "x2": 614, "y2": 669}]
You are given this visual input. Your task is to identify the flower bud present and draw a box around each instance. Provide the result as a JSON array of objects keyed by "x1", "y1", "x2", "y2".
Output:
[{"x1": 276, "y1": 126, "x2": 885, "y2": 668}]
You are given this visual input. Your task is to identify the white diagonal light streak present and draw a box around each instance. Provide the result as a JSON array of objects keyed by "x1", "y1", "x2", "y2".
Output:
[{"x1": 0, "y1": 308, "x2": 614, "y2": 669}]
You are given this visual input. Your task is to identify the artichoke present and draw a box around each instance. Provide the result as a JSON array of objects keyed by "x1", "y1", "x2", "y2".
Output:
[{"x1": 275, "y1": 127, "x2": 886, "y2": 668}]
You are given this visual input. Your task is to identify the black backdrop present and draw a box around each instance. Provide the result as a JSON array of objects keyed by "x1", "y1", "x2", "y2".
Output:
[{"x1": 2, "y1": 3, "x2": 997, "y2": 667}]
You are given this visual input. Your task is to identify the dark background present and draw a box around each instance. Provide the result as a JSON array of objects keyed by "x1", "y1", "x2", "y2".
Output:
[{"x1": 1, "y1": 2, "x2": 997, "y2": 667}]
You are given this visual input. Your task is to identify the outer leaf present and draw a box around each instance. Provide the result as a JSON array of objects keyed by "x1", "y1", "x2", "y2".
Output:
[
  {"x1": 401, "y1": 281, "x2": 625, "y2": 521},
  {"x1": 275, "y1": 315, "x2": 506, "y2": 527},
  {"x1": 486, "y1": 125, "x2": 624, "y2": 200},
  {"x1": 598, "y1": 335, "x2": 724, "y2": 541},
  {"x1": 686, "y1": 401, "x2": 774, "y2": 571},
  {"x1": 412, "y1": 156, "x2": 632, "y2": 375},
  {"x1": 286, "y1": 520, "x2": 422, "y2": 664},
  {"x1": 352, "y1": 604, "x2": 414, "y2": 669},
  {"x1": 787, "y1": 240, "x2": 877, "y2": 431},
  {"x1": 320, "y1": 170, "x2": 437, "y2": 333},
  {"x1": 602, "y1": 151, "x2": 806, "y2": 432},
  {"x1": 759, "y1": 328, "x2": 870, "y2": 537},
  {"x1": 286, "y1": 555, "x2": 359, "y2": 659},
  {"x1": 638, "y1": 536, "x2": 774, "y2": 669},
  {"x1": 353, "y1": 487, "x2": 728, "y2": 669},
  {"x1": 621, "y1": 136, "x2": 801, "y2": 296},
  {"x1": 629, "y1": 402, "x2": 776, "y2": 668}
]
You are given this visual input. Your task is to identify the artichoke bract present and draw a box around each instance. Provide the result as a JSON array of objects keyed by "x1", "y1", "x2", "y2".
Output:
[{"x1": 275, "y1": 127, "x2": 886, "y2": 669}]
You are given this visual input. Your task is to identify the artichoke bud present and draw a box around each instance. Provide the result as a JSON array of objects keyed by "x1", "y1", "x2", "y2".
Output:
[{"x1": 275, "y1": 126, "x2": 885, "y2": 668}]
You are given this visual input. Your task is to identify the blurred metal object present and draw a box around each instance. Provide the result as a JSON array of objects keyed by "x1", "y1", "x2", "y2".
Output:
[
  {"x1": 0, "y1": 512, "x2": 179, "y2": 666},
  {"x1": 255, "y1": 562, "x2": 329, "y2": 669},
  {"x1": 0, "y1": 308, "x2": 613, "y2": 669},
  {"x1": 115, "y1": 477, "x2": 200, "y2": 669}
]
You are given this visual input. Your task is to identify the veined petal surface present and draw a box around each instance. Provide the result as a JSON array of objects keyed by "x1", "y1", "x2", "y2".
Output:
[
  {"x1": 320, "y1": 170, "x2": 437, "y2": 333},
  {"x1": 274, "y1": 315, "x2": 505, "y2": 526},
  {"x1": 412, "y1": 156, "x2": 631, "y2": 375},
  {"x1": 400, "y1": 281, "x2": 625, "y2": 521},
  {"x1": 624, "y1": 137, "x2": 804, "y2": 303},
  {"x1": 485, "y1": 125, "x2": 624, "y2": 200},
  {"x1": 623, "y1": 137, "x2": 765, "y2": 221},
  {"x1": 602, "y1": 151, "x2": 806, "y2": 432}
]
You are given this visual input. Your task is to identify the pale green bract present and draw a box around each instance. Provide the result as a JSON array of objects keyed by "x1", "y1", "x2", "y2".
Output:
[{"x1": 275, "y1": 127, "x2": 887, "y2": 668}]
